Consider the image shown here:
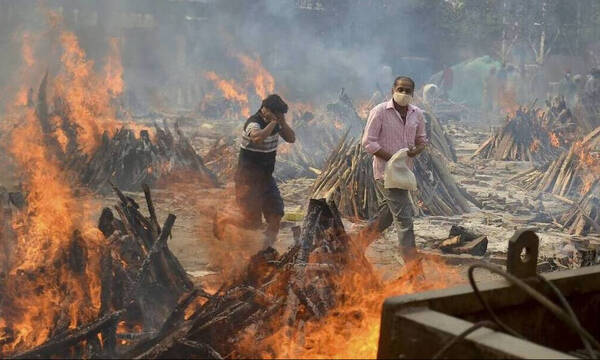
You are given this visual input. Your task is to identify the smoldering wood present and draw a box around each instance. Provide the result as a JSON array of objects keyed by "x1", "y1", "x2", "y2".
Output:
[
  {"x1": 32, "y1": 75, "x2": 219, "y2": 193},
  {"x1": 472, "y1": 103, "x2": 561, "y2": 164},
  {"x1": 436, "y1": 226, "x2": 488, "y2": 256},
  {"x1": 9, "y1": 310, "x2": 124, "y2": 359},
  {"x1": 512, "y1": 125, "x2": 600, "y2": 199},
  {"x1": 123, "y1": 199, "x2": 380, "y2": 359},
  {"x1": 560, "y1": 181, "x2": 600, "y2": 236},
  {"x1": 142, "y1": 183, "x2": 161, "y2": 235},
  {"x1": 1, "y1": 184, "x2": 200, "y2": 359}
]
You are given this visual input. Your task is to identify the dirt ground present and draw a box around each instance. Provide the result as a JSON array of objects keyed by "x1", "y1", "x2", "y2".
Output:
[
  {"x1": 6, "y1": 114, "x2": 595, "y2": 290},
  {"x1": 141, "y1": 115, "x2": 597, "y2": 288},
  {"x1": 86, "y1": 115, "x2": 578, "y2": 289}
]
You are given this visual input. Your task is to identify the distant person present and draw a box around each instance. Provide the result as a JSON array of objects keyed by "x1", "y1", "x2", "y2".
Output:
[
  {"x1": 361, "y1": 76, "x2": 427, "y2": 273},
  {"x1": 482, "y1": 67, "x2": 497, "y2": 111},
  {"x1": 215, "y1": 94, "x2": 296, "y2": 250},
  {"x1": 584, "y1": 68, "x2": 600, "y2": 98},
  {"x1": 559, "y1": 69, "x2": 575, "y2": 102},
  {"x1": 440, "y1": 64, "x2": 454, "y2": 98},
  {"x1": 422, "y1": 83, "x2": 439, "y2": 106},
  {"x1": 582, "y1": 68, "x2": 600, "y2": 115}
]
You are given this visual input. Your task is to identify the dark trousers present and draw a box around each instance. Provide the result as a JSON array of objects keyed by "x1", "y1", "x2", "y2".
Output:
[
  {"x1": 365, "y1": 180, "x2": 417, "y2": 262},
  {"x1": 235, "y1": 167, "x2": 284, "y2": 247}
]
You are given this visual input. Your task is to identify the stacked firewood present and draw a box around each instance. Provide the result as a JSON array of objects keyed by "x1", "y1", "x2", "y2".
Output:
[
  {"x1": 73, "y1": 120, "x2": 219, "y2": 192},
  {"x1": 7, "y1": 197, "x2": 381, "y2": 358},
  {"x1": 124, "y1": 199, "x2": 379, "y2": 359},
  {"x1": 34, "y1": 73, "x2": 218, "y2": 192},
  {"x1": 511, "y1": 126, "x2": 600, "y2": 198},
  {"x1": 560, "y1": 181, "x2": 600, "y2": 236},
  {"x1": 472, "y1": 104, "x2": 561, "y2": 164},
  {"x1": 203, "y1": 136, "x2": 238, "y2": 181},
  {"x1": 310, "y1": 134, "x2": 377, "y2": 219},
  {"x1": 311, "y1": 136, "x2": 478, "y2": 220},
  {"x1": 424, "y1": 112, "x2": 457, "y2": 162},
  {"x1": 4, "y1": 185, "x2": 194, "y2": 359}
]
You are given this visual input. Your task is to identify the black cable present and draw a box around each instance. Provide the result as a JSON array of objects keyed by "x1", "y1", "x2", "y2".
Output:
[
  {"x1": 431, "y1": 320, "x2": 498, "y2": 359},
  {"x1": 468, "y1": 263, "x2": 600, "y2": 351},
  {"x1": 467, "y1": 264, "x2": 523, "y2": 339},
  {"x1": 536, "y1": 274, "x2": 596, "y2": 359}
]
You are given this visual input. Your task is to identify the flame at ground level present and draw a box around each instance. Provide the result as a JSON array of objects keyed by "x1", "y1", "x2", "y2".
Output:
[{"x1": 237, "y1": 256, "x2": 462, "y2": 359}]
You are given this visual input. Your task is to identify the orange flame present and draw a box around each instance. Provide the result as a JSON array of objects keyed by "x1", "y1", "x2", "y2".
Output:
[
  {"x1": 13, "y1": 32, "x2": 37, "y2": 107},
  {"x1": 356, "y1": 99, "x2": 373, "y2": 119},
  {"x1": 14, "y1": 88, "x2": 28, "y2": 107},
  {"x1": 529, "y1": 138, "x2": 540, "y2": 152},
  {"x1": 53, "y1": 30, "x2": 123, "y2": 154},
  {"x1": 1, "y1": 108, "x2": 105, "y2": 354},
  {"x1": 21, "y1": 32, "x2": 35, "y2": 68},
  {"x1": 204, "y1": 71, "x2": 250, "y2": 117},
  {"x1": 238, "y1": 255, "x2": 461, "y2": 359},
  {"x1": 573, "y1": 140, "x2": 600, "y2": 195},
  {"x1": 104, "y1": 38, "x2": 124, "y2": 96},
  {"x1": 549, "y1": 132, "x2": 560, "y2": 147},
  {"x1": 236, "y1": 53, "x2": 275, "y2": 99},
  {"x1": 50, "y1": 115, "x2": 68, "y2": 153},
  {"x1": 0, "y1": 17, "x2": 124, "y2": 355}
]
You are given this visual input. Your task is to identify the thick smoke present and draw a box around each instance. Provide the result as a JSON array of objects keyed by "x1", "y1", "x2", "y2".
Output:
[{"x1": 0, "y1": 1, "x2": 440, "y2": 113}]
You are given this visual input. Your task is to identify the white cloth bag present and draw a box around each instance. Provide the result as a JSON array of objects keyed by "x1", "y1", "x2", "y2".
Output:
[{"x1": 383, "y1": 148, "x2": 417, "y2": 190}]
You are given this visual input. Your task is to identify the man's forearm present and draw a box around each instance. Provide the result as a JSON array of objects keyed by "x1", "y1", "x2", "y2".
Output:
[
  {"x1": 250, "y1": 121, "x2": 277, "y2": 142},
  {"x1": 374, "y1": 149, "x2": 392, "y2": 161},
  {"x1": 408, "y1": 143, "x2": 426, "y2": 157}
]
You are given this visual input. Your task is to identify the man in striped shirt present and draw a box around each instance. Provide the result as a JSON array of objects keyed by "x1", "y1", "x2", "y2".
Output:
[{"x1": 235, "y1": 94, "x2": 295, "y2": 250}]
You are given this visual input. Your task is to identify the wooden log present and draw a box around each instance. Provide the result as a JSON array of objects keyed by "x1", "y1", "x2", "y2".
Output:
[
  {"x1": 172, "y1": 340, "x2": 223, "y2": 359},
  {"x1": 439, "y1": 236, "x2": 461, "y2": 252},
  {"x1": 455, "y1": 236, "x2": 488, "y2": 256},
  {"x1": 142, "y1": 183, "x2": 161, "y2": 236},
  {"x1": 10, "y1": 311, "x2": 124, "y2": 359},
  {"x1": 448, "y1": 225, "x2": 480, "y2": 242},
  {"x1": 129, "y1": 214, "x2": 176, "y2": 298}
]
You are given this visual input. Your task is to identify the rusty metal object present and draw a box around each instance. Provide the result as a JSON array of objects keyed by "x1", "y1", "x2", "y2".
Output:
[{"x1": 378, "y1": 229, "x2": 600, "y2": 359}]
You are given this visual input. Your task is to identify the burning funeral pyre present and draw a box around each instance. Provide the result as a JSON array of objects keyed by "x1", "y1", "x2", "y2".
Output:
[
  {"x1": 511, "y1": 126, "x2": 600, "y2": 199},
  {"x1": 32, "y1": 71, "x2": 218, "y2": 193},
  {"x1": 0, "y1": 187, "x2": 460, "y2": 358},
  {"x1": 472, "y1": 102, "x2": 562, "y2": 164},
  {"x1": 0, "y1": 23, "x2": 207, "y2": 357},
  {"x1": 560, "y1": 180, "x2": 600, "y2": 236}
]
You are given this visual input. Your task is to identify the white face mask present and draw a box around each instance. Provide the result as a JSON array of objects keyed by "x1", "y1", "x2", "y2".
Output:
[{"x1": 393, "y1": 92, "x2": 412, "y2": 106}]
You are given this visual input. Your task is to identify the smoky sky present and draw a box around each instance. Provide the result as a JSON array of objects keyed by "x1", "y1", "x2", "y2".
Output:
[{"x1": 0, "y1": 0, "x2": 450, "y2": 112}]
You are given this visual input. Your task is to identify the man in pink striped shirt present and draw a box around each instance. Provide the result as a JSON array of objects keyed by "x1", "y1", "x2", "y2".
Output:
[{"x1": 361, "y1": 76, "x2": 427, "y2": 266}]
